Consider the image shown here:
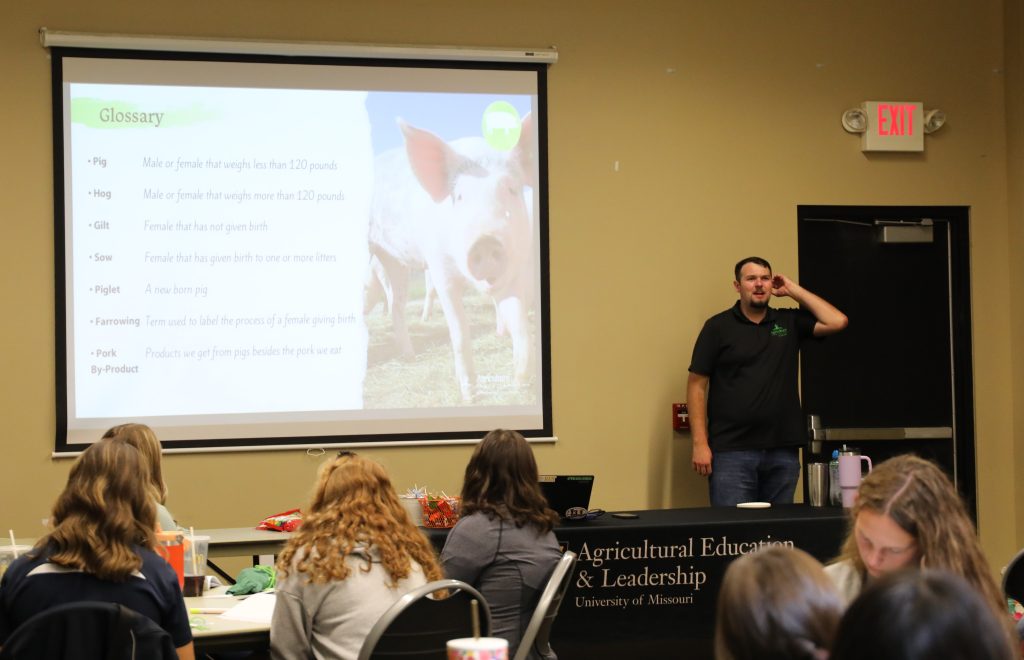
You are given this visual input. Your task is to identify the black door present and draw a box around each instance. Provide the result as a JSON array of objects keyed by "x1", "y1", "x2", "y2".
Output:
[{"x1": 797, "y1": 205, "x2": 975, "y2": 517}]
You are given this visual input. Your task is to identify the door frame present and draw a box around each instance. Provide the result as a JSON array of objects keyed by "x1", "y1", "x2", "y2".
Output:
[{"x1": 797, "y1": 205, "x2": 975, "y2": 518}]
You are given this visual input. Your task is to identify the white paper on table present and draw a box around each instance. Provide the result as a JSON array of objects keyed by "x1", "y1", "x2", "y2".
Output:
[{"x1": 220, "y1": 591, "x2": 277, "y2": 623}]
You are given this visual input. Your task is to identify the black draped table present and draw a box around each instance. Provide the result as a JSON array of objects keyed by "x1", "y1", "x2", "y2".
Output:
[
  {"x1": 429, "y1": 504, "x2": 847, "y2": 660},
  {"x1": 198, "y1": 505, "x2": 847, "y2": 658}
]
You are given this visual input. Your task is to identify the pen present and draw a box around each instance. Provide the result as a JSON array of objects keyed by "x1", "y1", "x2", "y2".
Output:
[{"x1": 189, "y1": 607, "x2": 227, "y2": 614}]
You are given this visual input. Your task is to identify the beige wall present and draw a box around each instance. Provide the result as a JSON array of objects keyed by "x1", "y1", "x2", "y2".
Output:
[
  {"x1": 1007, "y1": 0, "x2": 1024, "y2": 554},
  {"x1": 2, "y1": 0, "x2": 1019, "y2": 569}
]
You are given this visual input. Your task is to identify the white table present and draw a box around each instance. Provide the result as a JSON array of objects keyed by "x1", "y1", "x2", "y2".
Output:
[
  {"x1": 11, "y1": 528, "x2": 293, "y2": 560},
  {"x1": 186, "y1": 587, "x2": 273, "y2": 651},
  {"x1": 197, "y1": 527, "x2": 292, "y2": 559},
  {"x1": 193, "y1": 527, "x2": 294, "y2": 583}
]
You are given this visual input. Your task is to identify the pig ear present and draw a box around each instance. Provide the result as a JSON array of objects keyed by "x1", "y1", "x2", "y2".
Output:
[
  {"x1": 511, "y1": 112, "x2": 536, "y2": 188},
  {"x1": 399, "y1": 119, "x2": 457, "y2": 203}
]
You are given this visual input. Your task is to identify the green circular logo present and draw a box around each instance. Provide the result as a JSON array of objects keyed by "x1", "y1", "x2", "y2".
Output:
[{"x1": 482, "y1": 102, "x2": 521, "y2": 151}]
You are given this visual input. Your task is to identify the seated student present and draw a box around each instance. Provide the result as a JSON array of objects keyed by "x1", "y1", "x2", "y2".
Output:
[
  {"x1": 715, "y1": 546, "x2": 842, "y2": 660},
  {"x1": 824, "y1": 454, "x2": 1007, "y2": 625},
  {"x1": 0, "y1": 440, "x2": 193, "y2": 659},
  {"x1": 270, "y1": 452, "x2": 443, "y2": 660},
  {"x1": 102, "y1": 423, "x2": 178, "y2": 532},
  {"x1": 440, "y1": 429, "x2": 562, "y2": 660},
  {"x1": 830, "y1": 569, "x2": 1017, "y2": 660}
]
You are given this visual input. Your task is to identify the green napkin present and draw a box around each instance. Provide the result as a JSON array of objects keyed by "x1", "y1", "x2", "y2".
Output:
[{"x1": 226, "y1": 565, "x2": 276, "y2": 595}]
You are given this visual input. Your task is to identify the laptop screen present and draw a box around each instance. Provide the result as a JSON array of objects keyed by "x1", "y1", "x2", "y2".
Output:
[{"x1": 539, "y1": 474, "x2": 594, "y2": 519}]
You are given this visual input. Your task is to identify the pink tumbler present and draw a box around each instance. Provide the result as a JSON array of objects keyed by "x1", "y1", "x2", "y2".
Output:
[{"x1": 838, "y1": 451, "x2": 873, "y2": 508}]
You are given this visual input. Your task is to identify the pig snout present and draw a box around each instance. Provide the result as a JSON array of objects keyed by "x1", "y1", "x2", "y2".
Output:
[{"x1": 467, "y1": 235, "x2": 508, "y2": 286}]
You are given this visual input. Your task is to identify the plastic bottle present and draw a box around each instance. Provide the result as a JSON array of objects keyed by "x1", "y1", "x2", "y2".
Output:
[{"x1": 829, "y1": 449, "x2": 841, "y2": 506}]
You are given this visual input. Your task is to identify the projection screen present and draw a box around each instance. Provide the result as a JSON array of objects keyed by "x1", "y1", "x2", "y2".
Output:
[{"x1": 51, "y1": 44, "x2": 552, "y2": 453}]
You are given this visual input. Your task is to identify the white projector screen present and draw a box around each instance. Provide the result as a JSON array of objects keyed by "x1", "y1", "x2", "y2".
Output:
[{"x1": 52, "y1": 48, "x2": 551, "y2": 452}]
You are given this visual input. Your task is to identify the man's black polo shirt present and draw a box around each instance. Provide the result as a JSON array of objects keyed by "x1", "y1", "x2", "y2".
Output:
[{"x1": 688, "y1": 302, "x2": 816, "y2": 452}]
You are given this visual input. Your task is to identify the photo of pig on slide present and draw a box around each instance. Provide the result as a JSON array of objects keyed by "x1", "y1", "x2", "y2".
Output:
[{"x1": 364, "y1": 113, "x2": 537, "y2": 404}]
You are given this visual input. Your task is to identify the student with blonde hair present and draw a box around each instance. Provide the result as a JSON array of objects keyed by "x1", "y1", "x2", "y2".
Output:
[
  {"x1": 0, "y1": 440, "x2": 193, "y2": 659},
  {"x1": 715, "y1": 546, "x2": 842, "y2": 660},
  {"x1": 271, "y1": 452, "x2": 443, "y2": 660},
  {"x1": 102, "y1": 422, "x2": 178, "y2": 531},
  {"x1": 825, "y1": 454, "x2": 1007, "y2": 625}
]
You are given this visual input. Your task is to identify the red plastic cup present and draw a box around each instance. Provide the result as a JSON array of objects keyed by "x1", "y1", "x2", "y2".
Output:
[{"x1": 156, "y1": 532, "x2": 185, "y2": 589}]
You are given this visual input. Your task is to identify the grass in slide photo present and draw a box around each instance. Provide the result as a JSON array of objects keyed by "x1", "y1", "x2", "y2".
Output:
[{"x1": 363, "y1": 280, "x2": 536, "y2": 408}]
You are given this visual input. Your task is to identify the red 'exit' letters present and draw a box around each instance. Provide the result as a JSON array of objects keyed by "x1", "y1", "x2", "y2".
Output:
[{"x1": 877, "y1": 104, "x2": 916, "y2": 136}]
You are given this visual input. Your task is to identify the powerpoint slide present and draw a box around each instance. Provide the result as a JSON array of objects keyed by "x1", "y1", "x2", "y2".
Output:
[{"x1": 60, "y1": 57, "x2": 545, "y2": 444}]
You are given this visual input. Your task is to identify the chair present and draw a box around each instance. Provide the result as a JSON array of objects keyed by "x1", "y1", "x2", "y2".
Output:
[
  {"x1": 1002, "y1": 549, "x2": 1024, "y2": 643},
  {"x1": 1003, "y1": 547, "x2": 1024, "y2": 604},
  {"x1": 0, "y1": 600, "x2": 176, "y2": 660},
  {"x1": 357, "y1": 579, "x2": 492, "y2": 660},
  {"x1": 512, "y1": 551, "x2": 577, "y2": 660}
]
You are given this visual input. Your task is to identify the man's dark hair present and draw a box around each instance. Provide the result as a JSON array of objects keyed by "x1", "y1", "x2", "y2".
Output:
[{"x1": 734, "y1": 256, "x2": 772, "y2": 281}]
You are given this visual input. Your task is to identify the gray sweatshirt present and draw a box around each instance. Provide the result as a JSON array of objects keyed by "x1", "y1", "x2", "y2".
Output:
[
  {"x1": 270, "y1": 546, "x2": 428, "y2": 660},
  {"x1": 440, "y1": 512, "x2": 562, "y2": 660}
]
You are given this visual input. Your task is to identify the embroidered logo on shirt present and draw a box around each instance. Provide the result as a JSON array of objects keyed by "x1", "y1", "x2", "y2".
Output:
[{"x1": 770, "y1": 323, "x2": 788, "y2": 337}]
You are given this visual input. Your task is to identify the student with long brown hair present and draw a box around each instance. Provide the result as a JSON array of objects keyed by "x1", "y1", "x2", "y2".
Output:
[
  {"x1": 102, "y1": 423, "x2": 178, "y2": 531},
  {"x1": 0, "y1": 440, "x2": 193, "y2": 659},
  {"x1": 825, "y1": 454, "x2": 1008, "y2": 627},
  {"x1": 270, "y1": 452, "x2": 443, "y2": 660},
  {"x1": 715, "y1": 546, "x2": 842, "y2": 660},
  {"x1": 440, "y1": 429, "x2": 562, "y2": 660}
]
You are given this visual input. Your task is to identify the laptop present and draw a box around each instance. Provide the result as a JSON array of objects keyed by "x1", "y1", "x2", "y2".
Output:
[{"x1": 539, "y1": 474, "x2": 595, "y2": 520}]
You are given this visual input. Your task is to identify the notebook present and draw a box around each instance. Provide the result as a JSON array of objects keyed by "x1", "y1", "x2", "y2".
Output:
[{"x1": 539, "y1": 474, "x2": 595, "y2": 520}]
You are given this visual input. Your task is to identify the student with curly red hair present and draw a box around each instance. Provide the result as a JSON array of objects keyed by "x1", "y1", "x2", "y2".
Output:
[{"x1": 270, "y1": 452, "x2": 443, "y2": 660}]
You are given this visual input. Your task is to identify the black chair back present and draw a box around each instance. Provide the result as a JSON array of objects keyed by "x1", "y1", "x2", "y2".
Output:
[
  {"x1": 0, "y1": 600, "x2": 176, "y2": 660},
  {"x1": 513, "y1": 551, "x2": 577, "y2": 660},
  {"x1": 358, "y1": 579, "x2": 491, "y2": 660},
  {"x1": 1004, "y1": 547, "x2": 1024, "y2": 603}
]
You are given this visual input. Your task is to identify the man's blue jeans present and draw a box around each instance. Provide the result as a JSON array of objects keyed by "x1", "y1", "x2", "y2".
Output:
[{"x1": 708, "y1": 447, "x2": 800, "y2": 506}]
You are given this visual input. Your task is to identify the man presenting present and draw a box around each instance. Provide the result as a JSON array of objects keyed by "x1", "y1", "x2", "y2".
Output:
[{"x1": 688, "y1": 257, "x2": 848, "y2": 506}]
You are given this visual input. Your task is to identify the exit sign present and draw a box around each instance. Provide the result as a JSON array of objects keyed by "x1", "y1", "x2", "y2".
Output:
[{"x1": 862, "y1": 102, "x2": 924, "y2": 152}]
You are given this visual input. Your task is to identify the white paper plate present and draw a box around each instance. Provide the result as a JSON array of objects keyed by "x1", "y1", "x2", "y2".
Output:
[{"x1": 736, "y1": 501, "x2": 771, "y2": 509}]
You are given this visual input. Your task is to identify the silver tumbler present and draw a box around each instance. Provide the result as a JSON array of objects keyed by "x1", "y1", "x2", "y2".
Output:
[{"x1": 807, "y1": 462, "x2": 828, "y2": 507}]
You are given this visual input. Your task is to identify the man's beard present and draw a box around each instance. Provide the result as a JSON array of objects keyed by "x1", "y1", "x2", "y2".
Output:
[{"x1": 749, "y1": 297, "x2": 768, "y2": 309}]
